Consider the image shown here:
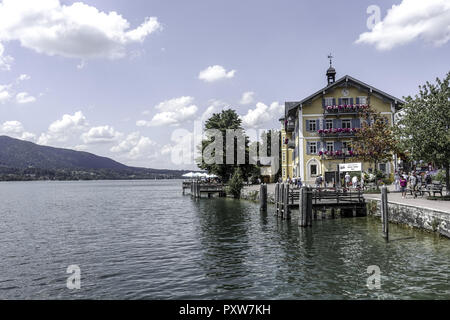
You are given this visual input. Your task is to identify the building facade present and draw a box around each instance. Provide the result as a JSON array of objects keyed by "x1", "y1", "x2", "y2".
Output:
[{"x1": 281, "y1": 66, "x2": 404, "y2": 184}]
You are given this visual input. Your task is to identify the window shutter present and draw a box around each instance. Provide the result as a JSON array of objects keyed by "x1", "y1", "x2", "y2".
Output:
[
  {"x1": 305, "y1": 120, "x2": 310, "y2": 132},
  {"x1": 306, "y1": 142, "x2": 310, "y2": 155},
  {"x1": 322, "y1": 98, "x2": 325, "y2": 107},
  {"x1": 350, "y1": 98, "x2": 354, "y2": 105},
  {"x1": 316, "y1": 119, "x2": 319, "y2": 131},
  {"x1": 335, "y1": 141, "x2": 342, "y2": 151},
  {"x1": 336, "y1": 119, "x2": 341, "y2": 128},
  {"x1": 333, "y1": 119, "x2": 337, "y2": 129},
  {"x1": 356, "y1": 97, "x2": 360, "y2": 104},
  {"x1": 354, "y1": 118, "x2": 361, "y2": 128},
  {"x1": 332, "y1": 98, "x2": 336, "y2": 105},
  {"x1": 338, "y1": 98, "x2": 342, "y2": 105}
]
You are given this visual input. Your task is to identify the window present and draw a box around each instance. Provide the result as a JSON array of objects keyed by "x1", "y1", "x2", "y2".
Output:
[
  {"x1": 342, "y1": 119, "x2": 351, "y2": 129},
  {"x1": 324, "y1": 97, "x2": 334, "y2": 106},
  {"x1": 309, "y1": 142, "x2": 317, "y2": 154},
  {"x1": 379, "y1": 163, "x2": 387, "y2": 173},
  {"x1": 310, "y1": 164, "x2": 317, "y2": 176},
  {"x1": 326, "y1": 119, "x2": 333, "y2": 130},
  {"x1": 283, "y1": 168, "x2": 286, "y2": 177},
  {"x1": 326, "y1": 142, "x2": 334, "y2": 152},
  {"x1": 358, "y1": 96, "x2": 368, "y2": 105},
  {"x1": 342, "y1": 141, "x2": 351, "y2": 152},
  {"x1": 282, "y1": 152, "x2": 286, "y2": 162},
  {"x1": 341, "y1": 97, "x2": 351, "y2": 105},
  {"x1": 308, "y1": 120, "x2": 316, "y2": 131}
]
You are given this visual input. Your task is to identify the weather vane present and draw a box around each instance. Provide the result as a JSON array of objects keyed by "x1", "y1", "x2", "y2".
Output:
[{"x1": 328, "y1": 53, "x2": 333, "y2": 67}]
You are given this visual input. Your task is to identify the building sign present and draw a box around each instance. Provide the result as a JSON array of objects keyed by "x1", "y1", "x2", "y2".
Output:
[{"x1": 339, "y1": 163, "x2": 362, "y2": 172}]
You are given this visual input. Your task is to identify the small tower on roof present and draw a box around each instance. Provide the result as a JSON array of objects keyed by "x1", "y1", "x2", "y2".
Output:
[{"x1": 326, "y1": 53, "x2": 336, "y2": 85}]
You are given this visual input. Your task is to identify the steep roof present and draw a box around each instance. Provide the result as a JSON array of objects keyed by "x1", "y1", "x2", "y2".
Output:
[{"x1": 285, "y1": 75, "x2": 405, "y2": 117}]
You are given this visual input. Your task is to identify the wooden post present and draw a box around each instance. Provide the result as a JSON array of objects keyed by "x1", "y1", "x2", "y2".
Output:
[
  {"x1": 260, "y1": 184, "x2": 267, "y2": 212},
  {"x1": 381, "y1": 186, "x2": 389, "y2": 241},
  {"x1": 275, "y1": 182, "x2": 280, "y2": 215},
  {"x1": 331, "y1": 208, "x2": 335, "y2": 219},
  {"x1": 278, "y1": 183, "x2": 285, "y2": 217},
  {"x1": 306, "y1": 186, "x2": 313, "y2": 227},
  {"x1": 299, "y1": 186, "x2": 310, "y2": 227},
  {"x1": 284, "y1": 183, "x2": 290, "y2": 219}
]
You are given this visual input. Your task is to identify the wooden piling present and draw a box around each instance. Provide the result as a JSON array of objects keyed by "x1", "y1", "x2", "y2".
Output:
[
  {"x1": 306, "y1": 186, "x2": 313, "y2": 227},
  {"x1": 260, "y1": 183, "x2": 267, "y2": 212},
  {"x1": 299, "y1": 186, "x2": 310, "y2": 227},
  {"x1": 381, "y1": 186, "x2": 389, "y2": 240},
  {"x1": 275, "y1": 183, "x2": 279, "y2": 215},
  {"x1": 283, "y1": 183, "x2": 290, "y2": 219}
]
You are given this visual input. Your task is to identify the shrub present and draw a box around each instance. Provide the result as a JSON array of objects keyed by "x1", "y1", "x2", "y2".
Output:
[{"x1": 227, "y1": 168, "x2": 244, "y2": 198}]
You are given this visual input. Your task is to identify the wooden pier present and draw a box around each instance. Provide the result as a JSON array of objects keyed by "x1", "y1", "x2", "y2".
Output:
[
  {"x1": 182, "y1": 181, "x2": 226, "y2": 198},
  {"x1": 272, "y1": 183, "x2": 366, "y2": 226}
]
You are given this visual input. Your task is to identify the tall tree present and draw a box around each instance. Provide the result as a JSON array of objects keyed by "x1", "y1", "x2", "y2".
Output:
[
  {"x1": 352, "y1": 106, "x2": 399, "y2": 188},
  {"x1": 196, "y1": 109, "x2": 257, "y2": 182},
  {"x1": 397, "y1": 72, "x2": 450, "y2": 193}
]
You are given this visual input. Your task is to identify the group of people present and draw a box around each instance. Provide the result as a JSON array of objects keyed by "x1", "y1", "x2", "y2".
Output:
[
  {"x1": 284, "y1": 176, "x2": 303, "y2": 188},
  {"x1": 395, "y1": 170, "x2": 432, "y2": 199}
]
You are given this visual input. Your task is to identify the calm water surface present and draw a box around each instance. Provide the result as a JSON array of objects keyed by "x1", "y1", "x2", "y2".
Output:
[{"x1": 0, "y1": 180, "x2": 448, "y2": 299}]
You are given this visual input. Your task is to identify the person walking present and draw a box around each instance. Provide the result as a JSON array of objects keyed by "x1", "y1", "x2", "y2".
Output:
[
  {"x1": 297, "y1": 176, "x2": 302, "y2": 188},
  {"x1": 400, "y1": 175, "x2": 407, "y2": 198},
  {"x1": 409, "y1": 172, "x2": 418, "y2": 198},
  {"x1": 315, "y1": 175, "x2": 323, "y2": 188},
  {"x1": 394, "y1": 171, "x2": 400, "y2": 192},
  {"x1": 351, "y1": 175, "x2": 358, "y2": 189},
  {"x1": 344, "y1": 172, "x2": 351, "y2": 188}
]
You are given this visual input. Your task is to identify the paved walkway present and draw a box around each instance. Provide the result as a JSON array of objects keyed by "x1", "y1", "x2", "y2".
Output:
[{"x1": 243, "y1": 184, "x2": 450, "y2": 214}]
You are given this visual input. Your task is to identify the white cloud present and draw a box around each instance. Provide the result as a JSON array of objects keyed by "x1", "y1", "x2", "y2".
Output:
[
  {"x1": 138, "y1": 96, "x2": 198, "y2": 127},
  {"x1": 111, "y1": 132, "x2": 157, "y2": 160},
  {"x1": 356, "y1": 0, "x2": 450, "y2": 50},
  {"x1": 81, "y1": 125, "x2": 122, "y2": 144},
  {"x1": 198, "y1": 65, "x2": 236, "y2": 82},
  {"x1": 0, "y1": 120, "x2": 36, "y2": 141},
  {"x1": 199, "y1": 99, "x2": 228, "y2": 122},
  {"x1": 0, "y1": 0, "x2": 162, "y2": 60},
  {"x1": 0, "y1": 84, "x2": 11, "y2": 103},
  {"x1": 16, "y1": 92, "x2": 36, "y2": 104},
  {"x1": 240, "y1": 101, "x2": 283, "y2": 129},
  {"x1": 240, "y1": 91, "x2": 255, "y2": 105},
  {"x1": 17, "y1": 74, "x2": 30, "y2": 81},
  {"x1": 38, "y1": 111, "x2": 88, "y2": 145},
  {"x1": 0, "y1": 43, "x2": 13, "y2": 70}
]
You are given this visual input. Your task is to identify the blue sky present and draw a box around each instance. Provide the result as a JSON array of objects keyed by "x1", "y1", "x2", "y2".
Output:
[{"x1": 0, "y1": 0, "x2": 448, "y2": 169}]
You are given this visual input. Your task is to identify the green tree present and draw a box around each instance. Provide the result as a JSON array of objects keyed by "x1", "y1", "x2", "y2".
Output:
[
  {"x1": 196, "y1": 109, "x2": 257, "y2": 182},
  {"x1": 397, "y1": 72, "x2": 450, "y2": 193},
  {"x1": 352, "y1": 106, "x2": 399, "y2": 189},
  {"x1": 227, "y1": 167, "x2": 244, "y2": 198}
]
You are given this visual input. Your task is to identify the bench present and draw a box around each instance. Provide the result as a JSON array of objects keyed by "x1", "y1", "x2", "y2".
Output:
[{"x1": 421, "y1": 182, "x2": 443, "y2": 197}]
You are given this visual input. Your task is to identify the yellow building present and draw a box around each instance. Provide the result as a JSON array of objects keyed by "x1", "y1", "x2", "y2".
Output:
[{"x1": 281, "y1": 65, "x2": 404, "y2": 184}]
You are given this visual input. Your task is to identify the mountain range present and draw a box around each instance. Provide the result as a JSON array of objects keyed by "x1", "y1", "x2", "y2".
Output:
[{"x1": 0, "y1": 135, "x2": 193, "y2": 180}]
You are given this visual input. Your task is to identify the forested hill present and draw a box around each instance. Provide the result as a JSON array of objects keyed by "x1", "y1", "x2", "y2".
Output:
[{"x1": 0, "y1": 135, "x2": 190, "y2": 180}]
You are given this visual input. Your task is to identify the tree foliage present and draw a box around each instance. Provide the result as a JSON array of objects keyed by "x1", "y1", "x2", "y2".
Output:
[
  {"x1": 396, "y1": 72, "x2": 450, "y2": 192},
  {"x1": 352, "y1": 106, "x2": 398, "y2": 168},
  {"x1": 196, "y1": 109, "x2": 257, "y2": 182},
  {"x1": 227, "y1": 167, "x2": 244, "y2": 198}
]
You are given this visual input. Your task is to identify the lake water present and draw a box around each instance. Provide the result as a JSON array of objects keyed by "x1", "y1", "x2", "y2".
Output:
[{"x1": 0, "y1": 180, "x2": 448, "y2": 299}]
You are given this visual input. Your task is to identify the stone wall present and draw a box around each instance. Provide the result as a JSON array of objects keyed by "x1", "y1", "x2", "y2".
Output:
[
  {"x1": 240, "y1": 188, "x2": 276, "y2": 203},
  {"x1": 367, "y1": 199, "x2": 450, "y2": 238}
]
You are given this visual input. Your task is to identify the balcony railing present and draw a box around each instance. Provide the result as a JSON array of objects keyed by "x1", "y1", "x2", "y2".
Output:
[
  {"x1": 318, "y1": 150, "x2": 357, "y2": 158},
  {"x1": 317, "y1": 128, "x2": 360, "y2": 136},
  {"x1": 324, "y1": 105, "x2": 369, "y2": 114},
  {"x1": 285, "y1": 121, "x2": 295, "y2": 132}
]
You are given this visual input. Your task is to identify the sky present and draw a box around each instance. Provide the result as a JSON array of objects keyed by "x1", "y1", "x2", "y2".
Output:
[{"x1": 0, "y1": 0, "x2": 448, "y2": 170}]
